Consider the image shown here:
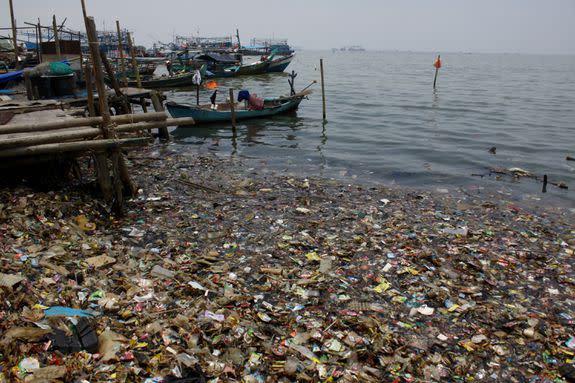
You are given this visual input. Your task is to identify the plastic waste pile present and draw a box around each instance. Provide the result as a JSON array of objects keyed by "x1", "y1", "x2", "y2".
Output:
[{"x1": 1, "y1": 146, "x2": 574, "y2": 382}]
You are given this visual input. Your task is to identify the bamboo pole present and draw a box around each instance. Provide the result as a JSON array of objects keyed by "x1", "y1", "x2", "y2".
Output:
[
  {"x1": 24, "y1": 72, "x2": 33, "y2": 100},
  {"x1": 38, "y1": 17, "x2": 44, "y2": 63},
  {"x1": 320, "y1": 58, "x2": 326, "y2": 121},
  {"x1": 83, "y1": 61, "x2": 96, "y2": 117},
  {"x1": 52, "y1": 15, "x2": 61, "y2": 61},
  {"x1": 0, "y1": 138, "x2": 149, "y2": 159},
  {"x1": 100, "y1": 49, "x2": 130, "y2": 114},
  {"x1": 81, "y1": 0, "x2": 88, "y2": 20},
  {"x1": 116, "y1": 21, "x2": 128, "y2": 87},
  {"x1": 37, "y1": 19, "x2": 43, "y2": 63},
  {"x1": 0, "y1": 127, "x2": 100, "y2": 149},
  {"x1": 9, "y1": 0, "x2": 19, "y2": 69},
  {"x1": 229, "y1": 88, "x2": 236, "y2": 133},
  {"x1": 150, "y1": 91, "x2": 170, "y2": 140},
  {"x1": 0, "y1": 112, "x2": 169, "y2": 134},
  {"x1": 115, "y1": 117, "x2": 194, "y2": 132},
  {"x1": 34, "y1": 22, "x2": 39, "y2": 65},
  {"x1": 127, "y1": 32, "x2": 141, "y2": 88},
  {"x1": 88, "y1": 16, "x2": 137, "y2": 201},
  {"x1": 100, "y1": 50, "x2": 121, "y2": 94},
  {"x1": 85, "y1": 17, "x2": 111, "y2": 126},
  {"x1": 0, "y1": 118, "x2": 193, "y2": 150},
  {"x1": 85, "y1": 16, "x2": 121, "y2": 205}
]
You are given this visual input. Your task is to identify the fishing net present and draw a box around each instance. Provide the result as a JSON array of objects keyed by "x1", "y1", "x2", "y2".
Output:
[{"x1": 48, "y1": 62, "x2": 73, "y2": 75}]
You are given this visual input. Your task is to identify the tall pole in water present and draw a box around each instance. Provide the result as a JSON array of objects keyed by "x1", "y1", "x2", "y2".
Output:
[
  {"x1": 9, "y1": 0, "x2": 19, "y2": 69},
  {"x1": 320, "y1": 58, "x2": 326, "y2": 121},
  {"x1": 433, "y1": 55, "x2": 441, "y2": 89},
  {"x1": 229, "y1": 88, "x2": 236, "y2": 133}
]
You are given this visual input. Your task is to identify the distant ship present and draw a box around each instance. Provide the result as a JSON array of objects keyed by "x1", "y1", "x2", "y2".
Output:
[
  {"x1": 347, "y1": 45, "x2": 365, "y2": 52},
  {"x1": 338, "y1": 46, "x2": 366, "y2": 52}
]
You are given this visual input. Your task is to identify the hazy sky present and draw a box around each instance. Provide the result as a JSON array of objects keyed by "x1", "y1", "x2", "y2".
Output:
[{"x1": 2, "y1": 0, "x2": 574, "y2": 54}]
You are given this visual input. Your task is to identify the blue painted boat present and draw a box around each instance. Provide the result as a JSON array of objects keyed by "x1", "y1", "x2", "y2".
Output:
[
  {"x1": 166, "y1": 90, "x2": 311, "y2": 124},
  {"x1": 267, "y1": 54, "x2": 294, "y2": 73}
]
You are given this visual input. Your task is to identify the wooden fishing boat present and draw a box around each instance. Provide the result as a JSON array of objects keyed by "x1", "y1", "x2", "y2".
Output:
[
  {"x1": 203, "y1": 59, "x2": 269, "y2": 78},
  {"x1": 170, "y1": 52, "x2": 292, "y2": 78},
  {"x1": 267, "y1": 54, "x2": 294, "y2": 73},
  {"x1": 166, "y1": 90, "x2": 311, "y2": 124},
  {"x1": 110, "y1": 71, "x2": 196, "y2": 89}
]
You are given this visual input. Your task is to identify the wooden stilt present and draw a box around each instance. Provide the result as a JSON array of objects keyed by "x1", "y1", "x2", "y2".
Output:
[
  {"x1": 100, "y1": 50, "x2": 130, "y2": 114},
  {"x1": 229, "y1": 88, "x2": 237, "y2": 134},
  {"x1": 85, "y1": 15, "x2": 131, "y2": 212},
  {"x1": 93, "y1": 154, "x2": 113, "y2": 202},
  {"x1": 24, "y1": 72, "x2": 33, "y2": 100},
  {"x1": 83, "y1": 62, "x2": 96, "y2": 117},
  {"x1": 150, "y1": 91, "x2": 170, "y2": 140},
  {"x1": 9, "y1": 0, "x2": 19, "y2": 69}
]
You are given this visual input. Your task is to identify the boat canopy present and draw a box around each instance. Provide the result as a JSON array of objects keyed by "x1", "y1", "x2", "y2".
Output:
[{"x1": 241, "y1": 44, "x2": 266, "y2": 50}]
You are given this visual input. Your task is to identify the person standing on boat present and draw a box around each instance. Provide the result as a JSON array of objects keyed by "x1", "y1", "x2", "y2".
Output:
[{"x1": 166, "y1": 60, "x2": 173, "y2": 76}]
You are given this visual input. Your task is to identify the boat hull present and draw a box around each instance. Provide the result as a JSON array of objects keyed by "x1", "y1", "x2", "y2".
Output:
[
  {"x1": 120, "y1": 72, "x2": 196, "y2": 89},
  {"x1": 166, "y1": 97, "x2": 304, "y2": 124},
  {"x1": 267, "y1": 55, "x2": 294, "y2": 73}
]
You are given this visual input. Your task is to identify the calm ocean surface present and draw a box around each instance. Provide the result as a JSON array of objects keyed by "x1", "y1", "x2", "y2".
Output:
[{"x1": 164, "y1": 51, "x2": 575, "y2": 208}]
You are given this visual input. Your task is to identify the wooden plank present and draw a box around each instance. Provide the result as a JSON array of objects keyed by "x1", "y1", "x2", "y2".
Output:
[
  {"x1": 0, "y1": 127, "x2": 100, "y2": 149},
  {"x1": 0, "y1": 137, "x2": 148, "y2": 158},
  {"x1": 0, "y1": 112, "x2": 168, "y2": 134}
]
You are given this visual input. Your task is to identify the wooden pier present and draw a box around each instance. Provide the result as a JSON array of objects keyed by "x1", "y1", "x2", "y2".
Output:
[{"x1": 0, "y1": 4, "x2": 194, "y2": 214}]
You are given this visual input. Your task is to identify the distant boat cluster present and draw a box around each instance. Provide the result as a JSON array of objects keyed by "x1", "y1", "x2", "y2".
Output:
[{"x1": 332, "y1": 45, "x2": 366, "y2": 52}]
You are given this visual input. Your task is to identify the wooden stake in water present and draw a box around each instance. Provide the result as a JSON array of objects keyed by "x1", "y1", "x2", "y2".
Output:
[
  {"x1": 150, "y1": 91, "x2": 170, "y2": 140},
  {"x1": 320, "y1": 59, "x2": 326, "y2": 120},
  {"x1": 9, "y1": 0, "x2": 19, "y2": 69},
  {"x1": 229, "y1": 88, "x2": 237, "y2": 133},
  {"x1": 433, "y1": 55, "x2": 442, "y2": 89},
  {"x1": 52, "y1": 15, "x2": 61, "y2": 61}
]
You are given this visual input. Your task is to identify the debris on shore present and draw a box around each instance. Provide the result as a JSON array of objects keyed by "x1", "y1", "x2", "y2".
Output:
[{"x1": 1, "y1": 145, "x2": 574, "y2": 382}]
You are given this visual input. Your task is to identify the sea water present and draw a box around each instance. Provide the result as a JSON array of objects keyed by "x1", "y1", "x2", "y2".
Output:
[{"x1": 165, "y1": 51, "x2": 575, "y2": 208}]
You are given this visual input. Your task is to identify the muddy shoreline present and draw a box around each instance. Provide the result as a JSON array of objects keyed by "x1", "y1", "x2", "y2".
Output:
[{"x1": 1, "y1": 144, "x2": 574, "y2": 382}]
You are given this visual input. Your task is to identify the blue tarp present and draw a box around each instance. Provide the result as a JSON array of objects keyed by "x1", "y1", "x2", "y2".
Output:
[
  {"x1": 44, "y1": 306, "x2": 96, "y2": 318},
  {"x1": 0, "y1": 69, "x2": 24, "y2": 85},
  {"x1": 0, "y1": 59, "x2": 70, "y2": 85}
]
